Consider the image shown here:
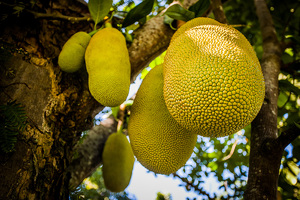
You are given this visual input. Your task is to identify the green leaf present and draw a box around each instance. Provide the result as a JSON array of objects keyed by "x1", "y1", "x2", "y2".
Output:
[
  {"x1": 122, "y1": 0, "x2": 155, "y2": 28},
  {"x1": 279, "y1": 79, "x2": 300, "y2": 95},
  {"x1": 88, "y1": 0, "x2": 112, "y2": 30},
  {"x1": 283, "y1": 168, "x2": 298, "y2": 186},
  {"x1": 163, "y1": 15, "x2": 177, "y2": 30},
  {"x1": 287, "y1": 161, "x2": 300, "y2": 176},
  {"x1": 0, "y1": 101, "x2": 27, "y2": 153},
  {"x1": 164, "y1": 4, "x2": 195, "y2": 22},
  {"x1": 295, "y1": 122, "x2": 300, "y2": 129},
  {"x1": 278, "y1": 91, "x2": 289, "y2": 107},
  {"x1": 207, "y1": 161, "x2": 218, "y2": 171},
  {"x1": 189, "y1": 0, "x2": 211, "y2": 18}
]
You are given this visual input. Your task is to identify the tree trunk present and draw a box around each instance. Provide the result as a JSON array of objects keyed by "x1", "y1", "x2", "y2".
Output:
[
  {"x1": 0, "y1": 0, "x2": 197, "y2": 199},
  {"x1": 244, "y1": 0, "x2": 283, "y2": 199},
  {"x1": 0, "y1": 1, "x2": 101, "y2": 199}
]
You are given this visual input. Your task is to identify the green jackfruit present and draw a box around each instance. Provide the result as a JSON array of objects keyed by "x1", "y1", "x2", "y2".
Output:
[
  {"x1": 58, "y1": 31, "x2": 91, "y2": 73},
  {"x1": 163, "y1": 17, "x2": 265, "y2": 137},
  {"x1": 102, "y1": 132, "x2": 135, "y2": 192},
  {"x1": 128, "y1": 64, "x2": 197, "y2": 175},
  {"x1": 85, "y1": 27, "x2": 131, "y2": 107}
]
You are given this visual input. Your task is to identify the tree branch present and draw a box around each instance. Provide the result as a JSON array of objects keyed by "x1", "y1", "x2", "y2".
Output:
[
  {"x1": 128, "y1": 0, "x2": 198, "y2": 81},
  {"x1": 172, "y1": 173, "x2": 216, "y2": 199},
  {"x1": 221, "y1": 139, "x2": 239, "y2": 161},
  {"x1": 211, "y1": 0, "x2": 228, "y2": 24},
  {"x1": 68, "y1": 116, "x2": 117, "y2": 190},
  {"x1": 272, "y1": 122, "x2": 300, "y2": 151}
]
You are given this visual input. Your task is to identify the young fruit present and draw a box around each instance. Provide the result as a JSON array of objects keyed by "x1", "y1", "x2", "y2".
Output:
[
  {"x1": 85, "y1": 27, "x2": 131, "y2": 107},
  {"x1": 58, "y1": 31, "x2": 91, "y2": 73},
  {"x1": 128, "y1": 64, "x2": 197, "y2": 175},
  {"x1": 102, "y1": 132, "x2": 135, "y2": 192}
]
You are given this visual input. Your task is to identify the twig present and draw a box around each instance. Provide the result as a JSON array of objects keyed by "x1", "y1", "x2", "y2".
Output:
[
  {"x1": 27, "y1": 10, "x2": 92, "y2": 23},
  {"x1": 211, "y1": 0, "x2": 228, "y2": 24},
  {"x1": 172, "y1": 173, "x2": 216, "y2": 199},
  {"x1": 117, "y1": 103, "x2": 126, "y2": 133},
  {"x1": 0, "y1": 82, "x2": 31, "y2": 89},
  {"x1": 1, "y1": 2, "x2": 92, "y2": 23},
  {"x1": 221, "y1": 139, "x2": 239, "y2": 161},
  {"x1": 277, "y1": 122, "x2": 300, "y2": 150}
]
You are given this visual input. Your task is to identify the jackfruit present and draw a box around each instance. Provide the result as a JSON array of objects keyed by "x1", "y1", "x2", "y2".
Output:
[
  {"x1": 58, "y1": 31, "x2": 91, "y2": 73},
  {"x1": 128, "y1": 64, "x2": 197, "y2": 175},
  {"x1": 163, "y1": 17, "x2": 265, "y2": 137},
  {"x1": 102, "y1": 132, "x2": 135, "y2": 192},
  {"x1": 85, "y1": 27, "x2": 131, "y2": 107}
]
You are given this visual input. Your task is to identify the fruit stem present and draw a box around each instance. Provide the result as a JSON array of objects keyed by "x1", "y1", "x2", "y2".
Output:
[
  {"x1": 176, "y1": 20, "x2": 186, "y2": 28},
  {"x1": 88, "y1": 29, "x2": 98, "y2": 37},
  {"x1": 104, "y1": 20, "x2": 113, "y2": 28},
  {"x1": 116, "y1": 103, "x2": 126, "y2": 134}
]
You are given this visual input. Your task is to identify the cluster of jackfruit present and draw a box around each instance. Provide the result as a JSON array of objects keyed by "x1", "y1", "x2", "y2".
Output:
[
  {"x1": 59, "y1": 17, "x2": 265, "y2": 190},
  {"x1": 58, "y1": 27, "x2": 131, "y2": 108},
  {"x1": 58, "y1": 27, "x2": 133, "y2": 192},
  {"x1": 128, "y1": 17, "x2": 264, "y2": 175}
]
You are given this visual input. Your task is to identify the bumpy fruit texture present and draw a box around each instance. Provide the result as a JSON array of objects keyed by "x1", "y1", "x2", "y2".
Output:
[
  {"x1": 163, "y1": 17, "x2": 265, "y2": 137},
  {"x1": 58, "y1": 31, "x2": 91, "y2": 73},
  {"x1": 128, "y1": 64, "x2": 197, "y2": 175},
  {"x1": 85, "y1": 27, "x2": 131, "y2": 107},
  {"x1": 102, "y1": 132, "x2": 135, "y2": 192}
]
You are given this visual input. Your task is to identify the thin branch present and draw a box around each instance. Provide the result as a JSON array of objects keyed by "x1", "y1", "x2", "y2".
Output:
[
  {"x1": 172, "y1": 173, "x2": 216, "y2": 199},
  {"x1": 27, "y1": 10, "x2": 92, "y2": 23},
  {"x1": 1, "y1": 2, "x2": 92, "y2": 23},
  {"x1": 0, "y1": 82, "x2": 31, "y2": 89},
  {"x1": 280, "y1": 3, "x2": 300, "y2": 42},
  {"x1": 221, "y1": 139, "x2": 239, "y2": 161},
  {"x1": 211, "y1": 0, "x2": 228, "y2": 24},
  {"x1": 277, "y1": 122, "x2": 300, "y2": 149}
]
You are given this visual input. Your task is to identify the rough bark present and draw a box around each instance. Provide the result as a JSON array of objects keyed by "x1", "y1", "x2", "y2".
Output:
[
  {"x1": 0, "y1": 0, "x2": 197, "y2": 199},
  {"x1": 244, "y1": 0, "x2": 283, "y2": 199}
]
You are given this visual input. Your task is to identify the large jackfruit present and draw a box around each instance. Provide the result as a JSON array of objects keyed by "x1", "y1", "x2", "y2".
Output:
[
  {"x1": 102, "y1": 132, "x2": 135, "y2": 192},
  {"x1": 58, "y1": 31, "x2": 91, "y2": 73},
  {"x1": 85, "y1": 27, "x2": 131, "y2": 107},
  {"x1": 163, "y1": 17, "x2": 265, "y2": 137},
  {"x1": 128, "y1": 64, "x2": 197, "y2": 175}
]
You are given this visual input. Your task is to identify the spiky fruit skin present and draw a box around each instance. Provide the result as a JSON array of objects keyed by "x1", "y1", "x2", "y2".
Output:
[
  {"x1": 128, "y1": 64, "x2": 197, "y2": 175},
  {"x1": 85, "y1": 27, "x2": 131, "y2": 107},
  {"x1": 58, "y1": 31, "x2": 91, "y2": 73},
  {"x1": 102, "y1": 132, "x2": 135, "y2": 192},
  {"x1": 163, "y1": 17, "x2": 265, "y2": 137}
]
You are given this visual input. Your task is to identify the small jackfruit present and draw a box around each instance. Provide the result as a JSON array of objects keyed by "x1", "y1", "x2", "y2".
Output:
[
  {"x1": 128, "y1": 64, "x2": 197, "y2": 175},
  {"x1": 58, "y1": 31, "x2": 91, "y2": 73},
  {"x1": 102, "y1": 132, "x2": 135, "y2": 192},
  {"x1": 85, "y1": 27, "x2": 131, "y2": 107},
  {"x1": 163, "y1": 17, "x2": 265, "y2": 137}
]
